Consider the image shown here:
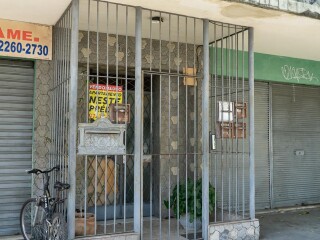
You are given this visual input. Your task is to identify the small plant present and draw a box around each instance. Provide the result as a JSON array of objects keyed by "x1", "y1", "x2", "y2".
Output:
[{"x1": 164, "y1": 178, "x2": 215, "y2": 222}]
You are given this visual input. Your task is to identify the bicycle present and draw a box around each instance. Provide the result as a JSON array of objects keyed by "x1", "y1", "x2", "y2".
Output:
[{"x1": 20, "y1": 165, "x2": 70, "y2": 240}]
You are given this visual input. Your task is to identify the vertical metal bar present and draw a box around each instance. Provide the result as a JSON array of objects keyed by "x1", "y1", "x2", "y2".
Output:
[
  {"x1": 168, "y1": 15, "x2": 172, "y2": 239},
  {"x1": 62, "y1": 10, "x2": 67, "y2": 212},
  {"x1": 227, "y1": 24, "x2": 231, "y2": 219},
  {"x1": 95, "y1": 0, "x2": 99, "y2": 121},
  {"x1": 159, "y1": 12, "x2": 162, "y2": 73},
  {"x1": 104, "y1": 154, "x2": 108, "y2": 234},
  {"x1": 134, "y1": 6, "x2": 143, "y2": 235},
  {"x1": 66, "y1": 8, "x2": 72, "y2": 209},
  {"x1": 84, "y1": 156, "x2": 88, "y2": 235},
  {"x1": 202, "y1": 19, "x2": 210, "y2": 240},
  {"x1": 168, "y1": 74, "x2": 171, "y2": 240},
  {"x1": 248, "y1": 27, "x2": 255, "y2": 220},
  {"x1": 148, "y1": 9, "x2": 153, "y2": 240},
  {"x1": 149, "y1": 75, "x2": 153, "y2": 240},
  {"x1": 124, "y1": 5, "x2": 128, "y2": 232},
  {"x1": 241, "y1": 27, "x2": 245, "y2": 219},
  {"x1": 95, "y1": 1, "x2": 99, "y2": 234},
  {"x1": 150, "y1": 75, "x2": 154, "y2": 239},
  {"x1": 176, "y1": 15, "x2": 180, "y2": 240},
  {"x1": 104, "y1": 3, "x2": 109, "y2": 233},
  {"x1": 59, "y1": 14, "x2": 65, "y2": 186},
  {"x1": 193, "y1": 17, "x2": 197, "y2": 240},
  {"x1": 269, "y1": 83, "x2": 274, "y2": 208},
  {"x1": 85, "y1": 0, "x2": 91, "y2": 234},
  {"x1": 214, "y1": 22, "x2": 217, "y2": 223},
  {"x1": 114, "y1": 3, "x2": 119, "y2": 233},
  {"x1": 235, "y1": 30, "x2": 239, "y2": 218},
  {"x1": 67, "y1": 0, "x2": 79, "y2": 238},
  {"x1": 184, "y1": 16, "x2": 189, "y2": 238},
  {"x1": 221, "y1": 23, "x2": 224, "y2": 222},
  {"x1": 159, "y1": 75, "x2": 162, "y2": 240},
  {"x1": 57, "y1": 16, "x2": 63, "y2": 185},
  {"x1": 94, "y1": 156, "x2": 98, "y2": 235}
]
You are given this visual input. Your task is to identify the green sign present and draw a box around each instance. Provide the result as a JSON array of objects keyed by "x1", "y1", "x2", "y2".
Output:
[{"x1": 210, "y1": 47, "x2": 320, "y2": 86}]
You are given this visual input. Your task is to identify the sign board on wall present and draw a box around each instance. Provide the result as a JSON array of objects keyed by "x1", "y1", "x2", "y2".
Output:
[
  {"x1": 0, "y1": 19, "x2": 52, "y2": 60},
  {"x1": 88, "y1": 83, "x2": 123, "y2": 121},
  {"x1": 210, "y1": 48, "x2": 320, "y2": 86}
]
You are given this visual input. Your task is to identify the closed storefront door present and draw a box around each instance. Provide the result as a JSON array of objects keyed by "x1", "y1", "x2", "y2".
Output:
[
  {"x1": 255, "y1": 82, "x2": 271, "y2": 210},
  {"x1": 0, "y1": 59, "x2": 34, "y2": 236},
  {"x1": 272, "y1": 84, "x2": 320, "y2": 208}
]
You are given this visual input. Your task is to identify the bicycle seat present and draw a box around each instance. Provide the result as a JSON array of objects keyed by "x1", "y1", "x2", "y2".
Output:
[{"x1": 54, "y1": 181, "x2": 70, "y2": 191}]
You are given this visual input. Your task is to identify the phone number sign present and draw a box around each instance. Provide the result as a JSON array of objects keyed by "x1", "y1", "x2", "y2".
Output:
[{"x1": 0, "y1": 19, "x2": 52, "y2": 60}]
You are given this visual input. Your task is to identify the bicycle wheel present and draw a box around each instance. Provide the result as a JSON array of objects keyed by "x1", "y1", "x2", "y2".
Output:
[
  {"x1": 20, "y1": 198, "x2": 47, "y2": 240},
  {"x1": 50, "y1": 213, "x2": 67, "y2": 240}
]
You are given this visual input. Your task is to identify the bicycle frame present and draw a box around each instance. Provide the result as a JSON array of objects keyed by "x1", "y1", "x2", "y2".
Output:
[
  {"x1": 22, "y1": 165, "x2": 69, "y2": 240},
  {"x1": 32, "y1": 172, "x2": 59, "y2": 228}
]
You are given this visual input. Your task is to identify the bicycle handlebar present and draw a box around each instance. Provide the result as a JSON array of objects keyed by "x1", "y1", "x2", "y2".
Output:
[{"x1": 26, "y1": 165, "x2": 62, "y2": 175}]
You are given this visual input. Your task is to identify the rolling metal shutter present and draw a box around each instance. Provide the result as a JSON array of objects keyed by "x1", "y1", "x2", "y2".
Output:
[
  {"x1": 0, "y1": 59, "x2": 34, "y2": 236},
  {"x1": 254, "y1": 82, "x2": 270, "y2": 210},
  {"x1": 272, "y1": 84, "x2": 320, "y2": 208}
]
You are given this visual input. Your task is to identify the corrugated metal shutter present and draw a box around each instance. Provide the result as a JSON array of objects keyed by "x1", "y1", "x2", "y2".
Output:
[
  {"x1": 272, "y1": 84, "x2": 320, "y2": 207},
  {"x1": 255, "y1": 82, "x2": 270, "y2": 210},
  {"x1": 0, "y1": 59, "x2": 34, "y2": 236}
]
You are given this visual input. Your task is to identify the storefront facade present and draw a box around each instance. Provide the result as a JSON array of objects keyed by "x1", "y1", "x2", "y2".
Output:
[{"x1": 0, "y1": 0, "x2": 320, "y2": 239}]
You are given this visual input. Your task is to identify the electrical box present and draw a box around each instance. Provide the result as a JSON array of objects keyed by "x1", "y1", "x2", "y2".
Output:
[
  {"x1": 109, "y1": 104, "x2": 130, "y2": 124},
  {"x1": 233, "y1": 122, "x2": 246, "y2": 139},
  {"x1": 183, "y1": 67, "x2": 197, "y2": 86},
  {"x1": 216, "y1": 122, "x2": 233, "y2": 138},
  {"x1": 234, "y1": 102, "x2": 247, "y2": 119}
]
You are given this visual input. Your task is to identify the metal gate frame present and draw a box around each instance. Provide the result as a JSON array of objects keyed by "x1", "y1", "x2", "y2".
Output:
[{"x1": 53, "y1": 1, "x2": 255, "y2": 239}]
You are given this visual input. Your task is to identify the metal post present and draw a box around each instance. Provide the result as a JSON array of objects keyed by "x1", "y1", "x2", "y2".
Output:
[
  {"x1": 68, "y1": 0, "x2": 79, "y2": 239},
  {"x1": 248, "y1": 27, "x2": 255, "y2": 220},
  {"x1": 134, "y1": 6, "x2": 143, "y2": 235},
  {"x1": 202, "y1": 19, "x2": 210, "y2": 240}
]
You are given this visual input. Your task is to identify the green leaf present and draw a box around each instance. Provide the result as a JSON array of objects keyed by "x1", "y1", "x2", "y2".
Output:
[{"x1": 163, "y1": 178, "x2": 216, "y2": 219}]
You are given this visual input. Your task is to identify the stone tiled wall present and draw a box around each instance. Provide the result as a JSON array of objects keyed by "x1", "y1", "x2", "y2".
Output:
[
  {"x1": 208, "y1": 219, "x2": 260, "y2": 240},
  {"x1": 33, "y1": 60, "x2": 54, "y2": 195}
]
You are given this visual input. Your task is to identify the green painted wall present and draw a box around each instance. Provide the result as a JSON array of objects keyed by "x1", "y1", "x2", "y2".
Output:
[{"x1": 209, "y1": 47, "x2": 320, "y2": 86}]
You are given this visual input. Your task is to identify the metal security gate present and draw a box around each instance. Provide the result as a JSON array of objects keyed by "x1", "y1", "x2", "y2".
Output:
[
  {"x1": 254, "y1": 82, "x2": 270, "y2": 210},
  {"x1": 208, "y1": 22, "x2": 253, "y2": 222},
  {"x1": 141, "y1": 71, "x2": 202, "y2": 240},
  {"x1": 52, "y1": 1, "x2": 254, "y2": 239},
  {"x1": 272, "y1": 84, "x2": 320, "y2": 208},
  {"x1": 0, "y1": 59, "x2": 34, "y2": 236}
]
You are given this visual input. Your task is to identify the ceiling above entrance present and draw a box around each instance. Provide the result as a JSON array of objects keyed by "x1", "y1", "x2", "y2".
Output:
[{"x1": 1, "y1": 0, "x2": 320, "y2": 61}]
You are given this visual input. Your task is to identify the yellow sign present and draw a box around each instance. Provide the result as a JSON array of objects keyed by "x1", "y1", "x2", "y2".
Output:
[
  {"x1": 89, "y1": 83, "x2": 123, "y2": 120},
  {"x1": 0, "y1": 19, "x2": 52, "y2": 60}
]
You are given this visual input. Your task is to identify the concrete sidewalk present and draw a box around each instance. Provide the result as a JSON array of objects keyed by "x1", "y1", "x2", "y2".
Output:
[{"x1": 258, "y1": 206, "x2": 320, "y2": 240}]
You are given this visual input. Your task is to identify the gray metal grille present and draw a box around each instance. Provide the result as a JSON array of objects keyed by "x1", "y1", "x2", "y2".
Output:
[
  {"x1": 208, "y1": 22, "x2": 251, "y2": 221},
  {"x1": 75, "y1": 1, "x2": 137, "y2": 236},
  {"x1": 50, "y1": 0, "x2": 253, "y2": 239},
  {"x1": 254, "y1": 82, "x2": 270, "y2": 210},
  {"x1": 49, "y1": 3, "x2": 72, "y2": 214},
  {"x1": 0, "y1": 60, "x2": 34, "y2": 236},
  {"x1": 272, "y1": 83, "x2": 320, "y2": 207}
]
